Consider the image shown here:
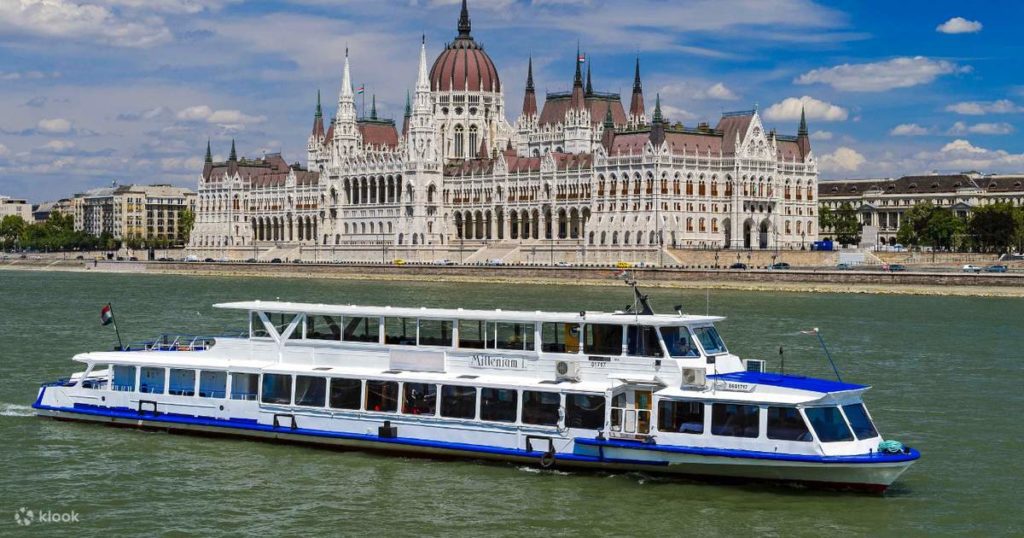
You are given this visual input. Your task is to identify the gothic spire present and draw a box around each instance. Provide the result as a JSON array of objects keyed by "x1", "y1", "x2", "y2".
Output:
[
  {"x1": 798, "y1": 105, "x2": 808, "y2": 136},
  {"x1": 315, "y1": 89, "x2": 322, "y2": 118},
  {"x1": 603, "y1": 102, "x2": 614, "y2": 128},
  {"x1": 629, "y1": 56, "x2": 645, "y2": 123},
  {"x1": 522, "y1": 55, "x2": 537, "y2": 117},
  {"x1": 204, "y1": 139, "x2": 212, "y2": 163},
  {"x1": 632, "y1": 56, "x2": 642, "y2": 92},
  {"x1": 370, "y1": 94, "x2": 377, "y2": 120},
  {"x1": 652, "y1": 93, "x2": 663, "y2": 124},
  {"x1": 404, "y1": 90, "x2": 411, "y2": 117},
  {"x1": 458, "y1": 0, "x2": 471, "y2": 38},
  {"x1": 229, "y1": 139, "x2": 237, "y2": 162},
  {"x1": 585, "y1": 59, "x2": 593, "y2": 96},
  {"x1": 573, "y1": 45, "x2": 583, "y2": 88}
]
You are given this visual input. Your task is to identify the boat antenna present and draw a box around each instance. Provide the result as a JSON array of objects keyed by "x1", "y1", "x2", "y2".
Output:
[
  {"x1": 620, "y1": 271, "x2": 654, "y2": 316},
  {"x1": 779, "y1": 345, "x2": 785, "y2": 375},
  {"x1": 802, "y1": 328, "x2": 842, "y2": 382}
]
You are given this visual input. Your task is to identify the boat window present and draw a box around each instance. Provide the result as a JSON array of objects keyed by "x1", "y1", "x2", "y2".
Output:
[
  {"x1": 169, "y1": 368, "x2": 196, "y2": 396},
  {"x1": 805, "y1": 407, "x2": 854, "y2": 442},
  {"x1": 385, "y1": 317, "x2": 418, "y2": 346},
  {"x1": 418, "y1": 319, "x2": 453, "y2": 347},
  {"x1": 365, "y1": 380, "x2": 398, "y2": 412},
  {"x1": 842, "y1": 403, "x2": 878, "y2": 440},
  {"x1": 402, "y1": 382, "x2": 437, "y2": 415},
  {"x1": 307, "y1": 315, "x2": 341, "y2": 340},
  {"x1": 230, "y1": 373, "x2": 259, "y2": 400},
  {"x1": 566, "y1": 394, "x2": 605, "y2": 429},
  {"x1": 584, "y1": 324, "x2": 622, "y2": 355},
  {"x1": 711, "y1": 403, "x2": 759, "y2": 438},
  {"x1": 440, "y1": 385, "x2": 477, "y2": 419},
  {"x1": 767, "y1": 406, "x2": 812, "y2": 441},
  {"x1": 658, "y1": 400, "x2": 704, "y2": 434},
  {"x1": 494, "y1": 322, "x2": 534, "y2": 351},
  {"x1": 627, "y1": 325, "x2": 663, "y2": 357},
  {"x1": 542, "y1": 322, "x2": 580, "y2": 353},
  {"x1": 295, "y1": 376, "x2": 326, "y2": 407},
  {"x1": 458, "y1": 320, "x2": 488, "y2": 349},
  {"x1": 112, "y1": 365, "x2": 136, "y2": 392},
  {"x1": 480, "y1": 388, "x2": 517, "y2": 422},
  {"x1": 343, "y1": 316, "x2": 379, "y2": 343},
  {"x1": 660, "y1": 326, "x2": 699, "y2": 358},
  {"x1": 140, "y1": 367, "x2": 166, "y2": 394},
  {"x1": 261, "y1": 374, "x2": 292, "y2": 405},
  {"x1": 268, "y1": 313, "x2": 298, "y2": 338},
  {"x1": 329, "y1": 378, "x2": 362, "y2": 410},
  {"x1": 199, "y1": 370, "x2": 227, "y2": 398},
  {"x1": 521, "y1": 390, "x2": 560, "y2": 426},
  {"x1": 250, "y1": 312, "x2": 269, "y2": 338},
  {"x1": 693, "y1": 326, "x2": 727, "y2": 355}
]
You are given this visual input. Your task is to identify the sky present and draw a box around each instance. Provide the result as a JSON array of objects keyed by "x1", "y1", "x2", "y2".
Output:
[{"x1": 0, "y1": 0, "x2": 1022, "y2": 203}]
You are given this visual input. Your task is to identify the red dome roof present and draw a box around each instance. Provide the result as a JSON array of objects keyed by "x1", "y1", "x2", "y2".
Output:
[{"x1": 429, "y1": 1, "x2": 500, "y2": 93}]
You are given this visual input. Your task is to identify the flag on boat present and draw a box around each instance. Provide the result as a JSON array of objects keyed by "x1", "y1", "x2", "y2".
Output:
[{"x1": 100, "y1": 304, "x2": 114, "y2": 326}]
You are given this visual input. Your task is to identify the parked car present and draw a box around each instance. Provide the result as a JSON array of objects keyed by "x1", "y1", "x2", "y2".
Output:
[
  {"x1": 393, "y1": 259, "x2": 406, "y2": 265},
  {"x1": 836, "y1": 263, "x2": 851, "y2": 270},
  {"x1": 485, "y1": 258, "x2": 505, "y2": 266},
  {"x1": 554, "y1": 261, "x2": 572, "y2": 267},
  {"x1": 770, "y1": 262, "x2": 791, "y2": 270},
  {"x1": 984, "y1": 264, "x2": 1008, "y2": 273},
  {"x1": 434, "y1": 259, "x2": 455, "y2": 266},
  {"x1": 615, "y1": 261, "x2": 633, "y2": 269},
  {"x1": 245, "y1": 258, "x2": 258, "y2": 263},
  {"x1": 729, "y1": 263, "x2": 747, "y2": 270},
  {"x1": 887, "y1": 264, "x2": 907, "y2": 272},
  {"x1": 962, "y1": 264, "x2": 982, "y2": 273},
  {"x1": 184, "y1": 255, "x2": 199, "y2": 262},
  {"x1": 270, "y1": 258, "x2": 282, "y2": 264}
]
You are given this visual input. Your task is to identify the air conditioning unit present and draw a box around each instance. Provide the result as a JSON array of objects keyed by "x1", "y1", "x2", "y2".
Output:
[
  {"x1": 680, "y1": 367, "x2": 706, "y2": 388},
  {"x1": 745, "y1": 359, "x2": 766, "y2": 373},
  {"x1": 555, "y1": 361, "x2": 581, "y2": 382}
]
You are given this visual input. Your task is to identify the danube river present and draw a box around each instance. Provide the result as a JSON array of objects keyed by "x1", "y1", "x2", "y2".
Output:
[{"x1": 1, "y1": 270, "x2": 1020, "y2": 535}]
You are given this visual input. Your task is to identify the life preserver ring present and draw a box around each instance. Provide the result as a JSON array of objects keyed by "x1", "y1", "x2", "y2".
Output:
[{"x1": 539, "y1": 451, "x2": 556, "y2": 469}]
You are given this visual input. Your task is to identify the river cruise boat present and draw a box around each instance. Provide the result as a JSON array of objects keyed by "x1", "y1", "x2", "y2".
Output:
[{"x1": 33, "y1": 286, "x2": 919, "y2": 492}]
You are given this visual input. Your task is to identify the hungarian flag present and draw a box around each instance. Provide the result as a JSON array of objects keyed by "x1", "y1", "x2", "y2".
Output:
[
  {"x1": 101, "y1": 304, "x2": 114, "y2": 326},
  {"x1": 577, "y1": 54, "x2": 586, "y2": 63},
  {"x1": 356, "y1": 85, "x2": 365, "y2": 94}
]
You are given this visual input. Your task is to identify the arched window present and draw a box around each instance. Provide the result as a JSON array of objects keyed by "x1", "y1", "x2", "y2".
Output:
[
  {"x1": 469, "y1": 125, "x2": 479, "y2": 156},
  {"x1": 454, "y1": 125, "x2": 465, "y2": 157}
]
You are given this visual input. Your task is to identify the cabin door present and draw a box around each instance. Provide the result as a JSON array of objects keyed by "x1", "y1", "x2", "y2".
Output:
[{"x1": 611, "y1": 389, "x2": 653, "y2": 438}]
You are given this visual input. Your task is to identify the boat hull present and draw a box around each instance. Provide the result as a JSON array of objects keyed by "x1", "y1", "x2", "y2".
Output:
[{"x1": 33, "y1": 402, "x2": 917, "y2": 493}]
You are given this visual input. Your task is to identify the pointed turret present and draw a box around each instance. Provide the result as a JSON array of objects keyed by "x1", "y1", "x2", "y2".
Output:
[
  {"x1": 521, "y1": 55, "x2": 537, "y2": 117},
  {"x1": 652, "y1": 93, "x2": 664, "y2": 124},
  {"x1": 628, "y1": 57, "x2": 646, "y2": 126},
  {"x1": 204, "y1": 139, "x2": 212, "y2": 164},
  {"x1": 229, "y1": 139, "x2": 237, "y2": 162},
  {"x1": 585, "y1": 59, "x2": 593, "y2": 96},
  {"x1": 649, "y1": 94, "x2": 666, "y2": 147},
  {"x1": 311, "y1": 90, "x2": 325, "y2": 139},
  {"x1": 369, "y1": 94, "x2": 378, "y2": 120},
  {"x1": 477, "y1": 137, "x2": 489, "y2": 159},
  {"x1": 601, "y1": 103, "x2": 616, "y2": 153},
  {"x1": 797, "y1": 105, "x2": 812, "y2": 158},
  {"x1": 402, "y1": 90, "x2": 412, "y2": 136},
  {"x1": 458, "y1": 0, "x2": 471, "y2": 38},
  {"x1": 570, "y1": 46, "x2": 585, "y2": 111}
]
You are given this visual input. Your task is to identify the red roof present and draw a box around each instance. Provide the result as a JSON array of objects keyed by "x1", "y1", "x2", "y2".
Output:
[
  {"x1": 715, "y1": 112, "x2": 754, "y2": 154},
  {"x1": 203, "y1": 153, "x2": 318, "y2": 187},
  {"x1": 357, "y1": 121, "x2": 399, "y2": 149},
  {"x1": 539, "y1": 95, "x2": 627, "y2": 126}
]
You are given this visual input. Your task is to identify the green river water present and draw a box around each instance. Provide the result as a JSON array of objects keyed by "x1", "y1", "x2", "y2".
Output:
[{"x1": 0, "y1": 270, "x2": 1021, "y2": 536}]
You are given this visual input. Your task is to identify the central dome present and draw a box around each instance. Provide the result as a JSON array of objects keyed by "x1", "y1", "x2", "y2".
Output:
[{"x1": 429, "y1": 1, "x2": 501, "y2": 93}]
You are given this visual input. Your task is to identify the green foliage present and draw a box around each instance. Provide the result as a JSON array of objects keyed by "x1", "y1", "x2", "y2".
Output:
[
  {"x1": 0, "y1": 215, "x2": 27, "y2": 249},
  {"x1": 968, "y1": 202, "x2": 1017, "y2": 253},
  {"x1": 896, "y1": 202, "x2": 967, "y2": 250},
  {"x1": 10, "y1": 211, "x2": 100, "y2": 252},
  {"x1": 177, "y1": 208, "x2": 195, "y2": 245},
  {"x1": 820, "y1": 202, "x2": 861, "y2": 246}
]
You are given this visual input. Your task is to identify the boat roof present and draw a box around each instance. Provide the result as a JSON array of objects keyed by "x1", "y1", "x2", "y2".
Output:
[
  {"x1": 708, "y1": 371, "x2": 868, "y2": 394},
  {"x1": 214, "y1": 301, "x2": 725, "y2": 325}
]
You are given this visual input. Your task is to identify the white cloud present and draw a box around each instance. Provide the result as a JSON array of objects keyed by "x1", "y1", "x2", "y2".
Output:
[
  {"x1": 945, "y1": 99, "x2": 1023, "y2": 115},
  {"x1": 948, "y1": 121, "x2": 1014, "y2": 135},
  {"x1": 0, "y1": 0, "x2": 172, "y2": 47},
  {"x1": 819, "y1": 147, "x2": 865, "y2": 172},
  {"x1": 176, "y1": 106, "x2": 266, "y2": 127},
  {"x1": 0, "y1": 70, "x2": 60, "y2": 81},
  {"x1": 0, "y1": 143, "x2": 8, "y2": 157},
  {"x1": 763, "y1": 96, "x2": 848, "y2": 122},
  {"x1": 936, "y1": 17, "x2": 982, "y2": 34},
  {"x1": 906, "y1": 139, "x2": 1024, "y2": 171},
  {"x1": 659, "y1": 105, "x2": 698, "y2": 122},
  {"x1": 39, "y1": 140, "x2": 77, "y2": 152},
  {"x1": 810, "y1": 130, "x2": 833, "y2": 140},
  {"x1": 37, "y1": 118, "x2": 73, "y2": 134},
  {"x1": 706, "y1": 83, "x2": 738, "y2": 101},
  {"x1": 795, "y1": 56, "x2": 968, "y2": 92},
  {"x1": 890, "y1": 123, "x2": 929, "y2": 136}
]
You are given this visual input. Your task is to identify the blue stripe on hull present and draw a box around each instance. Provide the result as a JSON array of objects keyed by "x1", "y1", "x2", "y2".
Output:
[{"x1": 575, "y1": 437, "x2": 920, "y2": 464}]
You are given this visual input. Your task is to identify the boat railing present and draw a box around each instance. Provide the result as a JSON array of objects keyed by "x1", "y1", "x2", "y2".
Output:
[
  {"x1": 609, "y1": 407, "x2": 653, "y2": 439},
  {"x1": 230, "y1": 392, "x2": 258, "y2": 401}
]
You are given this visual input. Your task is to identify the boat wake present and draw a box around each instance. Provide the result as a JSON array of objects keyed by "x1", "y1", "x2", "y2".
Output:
[
  {"x1": 516, "y1": 466, "x2": 572, "y2": 476},
  {"x1": 0, "y1": 403, "x2": 35, "y2": 417}
]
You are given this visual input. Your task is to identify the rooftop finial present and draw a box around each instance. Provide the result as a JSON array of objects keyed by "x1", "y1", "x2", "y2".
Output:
[
  {"x1": 315, "y1": 89, "x2": 322, "y2": 118},
  {"x1": 458, "y1": 0, "x2": 471, "y2": 37},
  {"x1": 370, "y1": 94, "x2": 378, "y2": 120},
  {"x1": 573, "y1": 44, "x2": 583, "y2": 88},
  {"x1": 603, "y1": 102, "x2": 614, "y2": 128},
  {"x1": 526, "y1": 54, "x2": 534, "y2": 91},
  {"x1": 405, "y1": 90, "x2": 412, "y2": 117},
  {"x1": 799, "y1": 105, "x2": 808, "y2": 136},
  {"x1": 205, "y1": 139, "x2": 212, "y2": 163},
  {"x1": 229, "y1": 139, "x2": 237, "y2": 162},
  {"x1": 633, "y1": 56, "x2": 642, "y2": 92},
  {"x1": 585, "y1": 57, "x2": 593, "y2": 96},
  {"x1": 653, "y1": 93, "x2": 663, "y2": 123}
]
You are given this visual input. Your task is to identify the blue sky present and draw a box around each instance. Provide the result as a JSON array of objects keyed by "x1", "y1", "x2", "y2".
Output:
[{"x1": 1, "y1": 0, "x2": 1022, "y2": 202}]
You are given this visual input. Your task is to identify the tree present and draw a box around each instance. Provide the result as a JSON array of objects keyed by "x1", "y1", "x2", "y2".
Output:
[
  {"x1": 821, "y1": 202, "x2": 861, "y2": 246},
  {"x1": 969, "y1": 203, "x2": 1016, "y2": 253},
  {"x1": 177, "y1": 208, "x2": 195, "y2": 245},
  {"x1": 0, "y1": 215, "x2": 27, "y2": 250},
  {"x1": 1014, "y1": 207, "x2": 1024, "y2": 255},
  {"x1": 897, "y1": 202, "x2": 966, "y2": 250}
]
